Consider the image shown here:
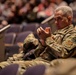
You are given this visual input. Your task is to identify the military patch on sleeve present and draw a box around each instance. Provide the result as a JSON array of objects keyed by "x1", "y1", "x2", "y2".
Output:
[
  {"x1": 72, "y1": 37, "x2": 76, "y2": 43},
  {"x1": 62, "y1": 37, "x2": 76, "y2": 50},
  {"x1": 65, "y1": 40, "x2": 73, "y2": 46}
]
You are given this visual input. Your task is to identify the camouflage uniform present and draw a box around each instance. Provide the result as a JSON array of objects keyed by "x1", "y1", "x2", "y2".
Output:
[
  {"x1": 0, "y1": 24, "x2": 76, "y2": 75},
  {"x1": 37, "y1": 24, "x2": 76, "y2": 59}
]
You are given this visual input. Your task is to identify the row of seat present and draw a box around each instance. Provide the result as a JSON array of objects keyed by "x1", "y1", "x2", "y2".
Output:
[
  {"x1": 5, "y1": 23, "x2": 39, "y2": 33},
  {"x1": 5, "y1": 31, "x2": 33, "y2": 45},
  {"x1": 5, "y1": 23, "x2": 51, "y2": 33},
  {"x1": 0, "y1": 64, "x2": 45, "y2": 75},
  {"x1": 4, "y1": 23, "x2": 50, "y2": 46}
]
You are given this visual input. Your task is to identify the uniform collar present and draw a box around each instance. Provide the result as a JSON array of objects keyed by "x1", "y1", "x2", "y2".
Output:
[{"x1": 54, "y1": 24, "x2": 74, "y2": 34}]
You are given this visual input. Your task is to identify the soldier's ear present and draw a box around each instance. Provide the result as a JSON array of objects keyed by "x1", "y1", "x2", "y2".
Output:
[
  {"x1": 67, "y1": 16, "x2": 73, "y2": 24},
  {"x1": 68, "y1": 16, "x2": 72, "y2": 21}
]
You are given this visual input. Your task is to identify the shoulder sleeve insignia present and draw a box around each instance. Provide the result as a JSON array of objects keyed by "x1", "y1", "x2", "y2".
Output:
[{"x1": 62, "y1": 39, "x2": 75, "y2": 50}]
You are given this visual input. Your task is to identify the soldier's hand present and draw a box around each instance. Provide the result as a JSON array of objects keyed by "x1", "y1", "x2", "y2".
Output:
[{"x1": 37, "y1": 27, "x2": 51, "y2": 40}]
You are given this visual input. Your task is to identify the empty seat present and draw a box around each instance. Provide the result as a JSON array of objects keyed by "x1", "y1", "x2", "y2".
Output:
[
  {"x1": 5, "y1": 25, "x2": 22, "y2": 33},
  {"x1": 4, "y1": 33, "x2": 17, "y2": 59},
  {"x1": 0, "y1": 64, "x2": 19, "y2": 75},
  {"x1": 5, "y1": 45, "x2": 20, "y2": 59},
  {"x1": 15, "y1": 31, "x2": 33, "y2": 44},
  {"x1": 4, "y1": 33, "x2": 16, "y2": 45},
  {"x1": 23, "y1": 65, "x2": 46, "y2": 75},
  {"x1": 22, "y1": 24, "x2": 39, "y2": 32}
]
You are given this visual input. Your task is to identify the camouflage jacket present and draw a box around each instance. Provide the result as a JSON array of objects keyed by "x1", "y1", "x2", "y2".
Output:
[{"x1": 35, "y1": 24, "x2": 76, "y2": 60}]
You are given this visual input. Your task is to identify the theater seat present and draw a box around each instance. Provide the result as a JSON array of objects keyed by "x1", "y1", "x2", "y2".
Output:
[
  {"x1": 0, "y1": 64, "x2": 19, "y2": 75},
  {"x1": 15, "y1": 31, "x2": 33, "y2": 44},
  {"x1": 23, "y1": 65, "x2": 46, "y2": 75},
  {"x1": 4, "y1": 33, "x2": 16, "y2": 45},
  {"x1": 22, "y1": 24, "x2": 39, "y2": 33},
  {"x1": 5, "y1": 25, "x2": 22, "y2": 33}
]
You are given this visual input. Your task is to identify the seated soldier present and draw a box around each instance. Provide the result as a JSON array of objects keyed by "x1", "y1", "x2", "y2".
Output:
[{"x1": 0, "y1": 6, "x2": 76, "y2": 75}]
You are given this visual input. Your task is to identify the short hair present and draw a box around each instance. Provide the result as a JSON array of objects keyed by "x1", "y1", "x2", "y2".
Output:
[{"x1": 55, "y1": 6, "x2": 73, "y2": 18}]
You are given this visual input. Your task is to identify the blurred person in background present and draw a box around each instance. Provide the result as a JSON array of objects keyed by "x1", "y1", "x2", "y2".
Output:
[
  {"x1": 69, "y1": 0, "x2": 76, "y2": 11},
  {"x1": 34, "y1": 0, "x2": 55, "y2": 23},
  {"x1": 19, "y1": 2, "x2": 37, "y2": 23},
  {"x1": 55, "y1": 0, "x2": 68, "y2": 6}
]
